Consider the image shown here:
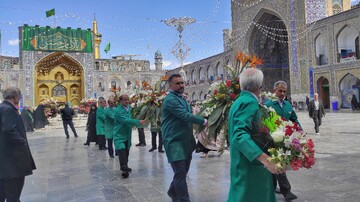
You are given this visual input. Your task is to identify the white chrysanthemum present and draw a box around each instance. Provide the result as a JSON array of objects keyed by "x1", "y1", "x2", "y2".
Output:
[{"x1": 271, "y1": 129, "x2": 285, "y2": 143}]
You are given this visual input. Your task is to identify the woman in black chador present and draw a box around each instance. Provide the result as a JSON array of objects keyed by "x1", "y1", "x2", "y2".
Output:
[
  {"x1": 21, "y1": 107, "x2": 34, "y2": 132},
  {"x1": 351, "y1": 94, "x2": 360, "y2": 110},
  {"x1": 33, "y1": 104, "x2": 49, "y2": 129},
  {"x1": 84, "y1": 103, "x2": 98, "y2": 145}
]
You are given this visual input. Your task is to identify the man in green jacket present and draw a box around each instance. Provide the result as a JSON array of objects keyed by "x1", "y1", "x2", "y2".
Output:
[
  {"x1": 96, "y1": 97, "x2": 107, "y2": 150},
  {"x1": 162, "y1": 74, "x2": 207, "y2": 202},
  {"x1": 228, "y1": 68, "x2": 280, "y2": 202},
  {"x1": 264, "y1": 80, "x2": 299, "y2": 201},
  {"x1": 114, "y1": 94, "x2": 147, "y2": 178},
  {"x1": 105, "y1": 97, "x2": 116, "y2": 158}
]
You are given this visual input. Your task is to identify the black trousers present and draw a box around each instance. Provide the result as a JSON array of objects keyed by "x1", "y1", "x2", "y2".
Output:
[
  {"x1": 168, "y1": 155, "x2": 192, "y2": 202},
  {"x1": 0, "y1": 176, "x2": 25, "y2": 202},
  {"x1": 97, "y1": 135, "x2": 106, "y2": 149},
  {"x1": 274, "y1": 172, "x2": 292, "y2": 196},
  {"x1": 107, "y1": 138, "x2": 114, "y2": 157},
  {"x1": 63, "y1": 120, "x2": 77, "y2": 137},
  {"x1": 151, "y1": 131, "x2": 163, "y2": 150},
  {"x1": 138, "y1": 128, "x2": 146, "y2": 144},
  {"x1": 313, "y1": 110, "x2": 322, "y2": 133},
  {"x1": 117, "y1": 141, "x2": 130, "y2": 170}
]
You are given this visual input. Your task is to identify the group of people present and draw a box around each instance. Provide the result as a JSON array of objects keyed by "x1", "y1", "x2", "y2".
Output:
[
  {"x1": 161, "y1": 71, "x2": 326, "y2": 202},
  {"x1": 20, "y1": 104, "x2": 50, "y2": 132},
  {"x1": 1, "y1": 69, "x2": 328, "y2": 201}
]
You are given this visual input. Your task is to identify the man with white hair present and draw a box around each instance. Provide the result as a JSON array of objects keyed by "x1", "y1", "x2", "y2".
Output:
[
  {"x1": 308, "y1": 93, "x2": 325, "y2": 135},
  {"x1": 0, "y1": 87, "x2": 36, "y2": 201},
  {"x1": 228, "y1": 68, "x2": 280, "y2": 202}
]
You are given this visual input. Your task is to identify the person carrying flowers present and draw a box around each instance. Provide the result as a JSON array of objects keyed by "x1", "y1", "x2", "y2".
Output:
[
  {"x1": 228, "y1": 68, "x2": 281, "y2": 202},
  {"x1": 264, "y1": 80, "x2": 300, "y2": 201}
]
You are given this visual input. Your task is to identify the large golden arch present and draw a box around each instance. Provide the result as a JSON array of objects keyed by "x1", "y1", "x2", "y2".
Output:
[{"x1": 34, "y1": 52, "x2": 84, "y2": 106}]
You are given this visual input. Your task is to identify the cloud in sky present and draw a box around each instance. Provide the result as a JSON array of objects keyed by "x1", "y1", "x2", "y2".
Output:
[{"x1": 7, "y1": 39, "x2": 19, "y2": 46}]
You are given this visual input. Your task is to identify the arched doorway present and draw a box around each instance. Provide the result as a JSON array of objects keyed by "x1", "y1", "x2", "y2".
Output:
[
  {"x1": 317, "y1": 77, "x2": 330, "y2": 109},
  {"x1": 35, "y1": 52, "x2": 84, "y2": 106},
  {"x1": 249, "y1": 11, "x2": 290, "y2": 93},
  {"x1": 339, "y1": 73, "x2": 360, "y2": 108}
]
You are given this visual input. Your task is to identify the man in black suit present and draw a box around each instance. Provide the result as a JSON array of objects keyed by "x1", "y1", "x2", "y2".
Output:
[
  {"x1": 60, "y1": 102, "x2": 78, "y2": 138},
  {"x1": 0, "y1": 87, "x2": 36, "y2": 201},
  {"x1": 308, "y1": 93, "x2": 325, "y2": 135}
]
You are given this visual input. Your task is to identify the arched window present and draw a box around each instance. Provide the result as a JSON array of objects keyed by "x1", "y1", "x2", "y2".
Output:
[
  {"x1": 216, "y1": 62, "x2": 224, "y2": 80},
  {"x1": 315, "y1": 34, "x2": 328, "y2": 65},
  {"x1": 337, "y1": 26, "x2": 359, "y2": 62},
  {"x1": 191, "y1": 92, "x2": 196, "y2": 101},
  {"x1": 191, "y1": 70, "x2": 196, "y2": 84},
  {"x1": 199, "y1": 67, "x2": 205, "y2": 83},
  {"x1": 207, "y1": 65, "x2": 214, "y2": 81}
]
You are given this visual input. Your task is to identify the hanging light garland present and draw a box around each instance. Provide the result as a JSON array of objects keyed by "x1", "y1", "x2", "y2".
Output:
[{"x1": 232, "y1": 0, "x2": 266, "y2": 7}]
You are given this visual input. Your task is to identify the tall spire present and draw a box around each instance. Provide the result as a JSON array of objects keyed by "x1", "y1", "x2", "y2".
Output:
[{"x1": 93, "y1": 13, "x2": 102, "y2": 59}]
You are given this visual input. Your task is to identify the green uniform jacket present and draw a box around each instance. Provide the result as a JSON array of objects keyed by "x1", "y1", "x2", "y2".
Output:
[
  {"x1": 227, "y1": 91, "x2": 276, "y2": 202},
  {"x1": 161, "y1": 91, "x2": 205, "y2": 163},
  {"x1": 264, "y1": 99, "x2": 302, "y2": 128},
  {"x1": 96, "y1": 106, "x2": 105, "y2": 135},
  {"x1": 104, "y1": 107, "x2": 115, "y2": 139},
  {"x1": 113, "y1": 105, "x2": 140, "y2": 150}
]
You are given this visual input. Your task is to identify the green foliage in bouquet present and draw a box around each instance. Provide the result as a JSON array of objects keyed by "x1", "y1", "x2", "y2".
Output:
[
  {"x1": 194, "y1": 52, "x2": 263, "y2": 147},
  {"x1": 131, "y1": 90, "x2": 167, "y2": 129}
]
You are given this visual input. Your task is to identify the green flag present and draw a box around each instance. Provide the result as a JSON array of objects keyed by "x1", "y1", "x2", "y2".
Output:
[
  {"x1": 46, "y1": 9, "x2": 55, "y2": 17},
  {"x1": 104, "y1": 42, "x2": 111, "y2": 54}
]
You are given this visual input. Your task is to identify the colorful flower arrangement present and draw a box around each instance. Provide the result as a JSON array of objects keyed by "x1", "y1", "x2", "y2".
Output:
[
  {"x1": 131, "y1": 90, "x2": 167, "y2": 128},
  {"x1": 79, "y1": 98, "x2": 97, "y2": 114},
  {"x1": 260, "y1": 105, "x2": 315, "y2": 171},
  {"x1": 194, "y1": 52, "x2": 263, "y2": 152}
]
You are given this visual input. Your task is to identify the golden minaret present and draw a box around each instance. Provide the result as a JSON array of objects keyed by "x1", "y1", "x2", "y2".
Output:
[{"x1": 93, "y1": 14, "x2": 102, "y2": 59}]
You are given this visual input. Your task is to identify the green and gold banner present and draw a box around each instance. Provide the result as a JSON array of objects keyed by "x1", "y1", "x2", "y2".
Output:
[{"x1": 22, "y1": 25, "x2": 93, "y2": 52}]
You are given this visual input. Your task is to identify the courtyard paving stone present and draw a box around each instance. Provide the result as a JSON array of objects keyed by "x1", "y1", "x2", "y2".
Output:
[{"x1": 20, "y1": 110, "x2": 360, "y2": 201}]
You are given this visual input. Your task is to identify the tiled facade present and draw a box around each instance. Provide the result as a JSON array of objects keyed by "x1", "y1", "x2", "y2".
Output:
[{"x1": 167, "y1": 0, "x2": 360, "y2": 109}]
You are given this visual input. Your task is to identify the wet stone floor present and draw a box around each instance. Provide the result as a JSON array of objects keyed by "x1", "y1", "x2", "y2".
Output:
[{"x1": 21, "y1": 110, "x2": 360, "y2": 202}]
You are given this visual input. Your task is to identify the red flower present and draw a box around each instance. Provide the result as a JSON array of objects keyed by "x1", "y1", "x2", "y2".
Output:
[
  {"x1": 214, "y1": 89, "x2": 218, "y2": 95},
  {"x1": 226, "y1": 80, "x2": 232, "y2": 87},
  {"x1": 290, "y1": 158, "x2": 303, "y2": 171},
  {"x1": 284, "y1": 125, "x2": 293, "y2": 136},
  {"x1": 307, "y1": 139, "x2": 314, "y2": 149},
  {"x1": 230, "y1": 93, "x2": 236, "y2": 100},
  {"x1": 303, "y1": 156, "x2": 315, "y2": 169}
]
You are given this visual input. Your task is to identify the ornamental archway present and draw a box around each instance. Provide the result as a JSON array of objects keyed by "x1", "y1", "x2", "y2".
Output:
[
  {"x1": 249, "y1": 11, "x2": 290, "y2": 93},
  {"x1": 34, "y1": 52, "x2": 84, "y2": 106}
]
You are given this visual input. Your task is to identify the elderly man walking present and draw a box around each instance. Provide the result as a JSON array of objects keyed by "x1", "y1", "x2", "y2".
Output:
[
  {"x1": 308, "y1": 93, "x2": 325, "y2": 135},
  {"x1": 162, "y1": 74, "x2": 207, "y2": 202},
  {"x1": 265, "y1": 80, "x2": 299, "y2": 201},
  {"x1": 227, "y1": 68, "x2": 280, "y2": 202},
  {"x1": 0, "y1": 87, "x2": 36, "y2": 201}
]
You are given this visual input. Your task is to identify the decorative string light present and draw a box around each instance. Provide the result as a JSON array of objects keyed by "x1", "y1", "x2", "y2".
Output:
[{"x1": 232, "y1": 0, "x2": 266, "y2": 7}]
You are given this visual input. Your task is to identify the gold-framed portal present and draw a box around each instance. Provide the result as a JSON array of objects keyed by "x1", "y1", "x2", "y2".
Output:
[{"x1": 34, "y1": 52, "x2": 84, "y2": 106}]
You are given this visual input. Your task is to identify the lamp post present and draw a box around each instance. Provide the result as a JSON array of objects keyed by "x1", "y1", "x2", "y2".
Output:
[{"x1": 162, "y1": 17, "x2": 196, "y2": 68}]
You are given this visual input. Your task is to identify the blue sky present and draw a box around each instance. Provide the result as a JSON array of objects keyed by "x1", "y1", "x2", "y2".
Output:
[
  {"x1": 1, "y1": 0, "x2": 360, "y2": 70},
  {"x1": 0, "y1": 0, "x2": 231, "y2": 70}
]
